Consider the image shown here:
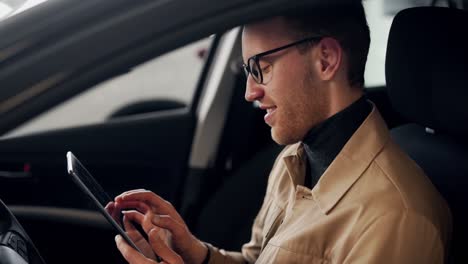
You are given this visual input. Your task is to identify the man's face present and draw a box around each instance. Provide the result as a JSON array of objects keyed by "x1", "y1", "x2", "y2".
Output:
[{"x1": 242, "y1": 18, "x2": 330, "y2": 145}]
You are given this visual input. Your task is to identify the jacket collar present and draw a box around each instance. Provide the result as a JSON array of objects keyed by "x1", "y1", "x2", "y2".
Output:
[{"x1": 282, "y1": 103, "x2": 390, "y2": 214}]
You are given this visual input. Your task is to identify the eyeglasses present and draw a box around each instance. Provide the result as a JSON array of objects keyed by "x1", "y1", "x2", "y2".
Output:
[{"x1": 242, "y1": 36, "x2": 323, "y2": 84}]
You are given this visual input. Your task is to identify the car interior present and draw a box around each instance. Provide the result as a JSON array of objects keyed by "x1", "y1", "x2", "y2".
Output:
[
  {"x1": 0, "y1": 1, "x2": 466, "y2": 264},
  {"x1": 386, "y1": 7, "x2": 468, "y2": 263}
]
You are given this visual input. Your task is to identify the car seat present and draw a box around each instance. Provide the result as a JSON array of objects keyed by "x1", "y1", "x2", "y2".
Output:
[{"x1": 386, "y1": 7, "x2": 468, "y2": 263}]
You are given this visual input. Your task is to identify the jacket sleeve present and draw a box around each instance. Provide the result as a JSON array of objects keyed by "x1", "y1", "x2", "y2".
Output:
[{"x1": 343, "y1": 210, "x2": 446, "y2": 264}]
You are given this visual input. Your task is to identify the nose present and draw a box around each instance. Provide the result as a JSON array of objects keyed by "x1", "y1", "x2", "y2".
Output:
[{"x1": 244, "y1": 77, "x2": 265, "y2": 102}]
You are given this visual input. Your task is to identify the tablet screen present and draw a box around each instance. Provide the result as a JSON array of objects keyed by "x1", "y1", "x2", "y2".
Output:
[{"x1": 66, "y1": 151, "x2": 143, "y2": 254}]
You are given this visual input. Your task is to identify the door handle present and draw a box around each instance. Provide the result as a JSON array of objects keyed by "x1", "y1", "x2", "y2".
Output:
[
  {"x1": 0, "y1": 163, "x2": 32, "y2": 179},
  {"x1": 0, "y1": 171, "x2": 32, "y2": 179}
]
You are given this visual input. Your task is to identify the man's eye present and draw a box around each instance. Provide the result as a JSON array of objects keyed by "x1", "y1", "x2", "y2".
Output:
[
  {"x1": 261, "y1": 65, "x2": 272, "y2": 74},
  {"x1": 252, "y1": 68, "x2": 260, "y2": 76}
]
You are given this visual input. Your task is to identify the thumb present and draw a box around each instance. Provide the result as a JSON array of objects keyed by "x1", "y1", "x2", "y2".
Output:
[{"x1": 148, "y1": 228, "x2": 184, "y2": 264}]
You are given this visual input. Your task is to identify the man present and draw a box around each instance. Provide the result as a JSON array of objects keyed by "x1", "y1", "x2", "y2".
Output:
[{"x1": 112, "y1": 2, "x2": 451, "y2": 263}]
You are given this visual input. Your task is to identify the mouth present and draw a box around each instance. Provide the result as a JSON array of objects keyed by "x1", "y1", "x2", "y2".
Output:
[{"x1": 263, "y1": 106, "x2": 277, "y2": 126}]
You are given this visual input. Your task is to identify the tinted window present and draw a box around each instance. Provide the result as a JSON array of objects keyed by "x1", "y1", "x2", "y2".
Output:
[{"x1": 4, "y1": 37, "x2": 212, "y2": 138}]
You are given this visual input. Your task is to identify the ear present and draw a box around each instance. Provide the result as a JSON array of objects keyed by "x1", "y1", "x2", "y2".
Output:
[{"x1": 313, "y1": 37, "x2": 343, "y2": 81}]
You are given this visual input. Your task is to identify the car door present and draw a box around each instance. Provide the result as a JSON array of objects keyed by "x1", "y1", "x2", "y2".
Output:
[{"x1": 0, "y1": 1, "x2": 220, "y2": 263}]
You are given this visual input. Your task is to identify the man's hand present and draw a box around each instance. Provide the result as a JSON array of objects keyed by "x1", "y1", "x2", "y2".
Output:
[
  {"x1": 114, "y1": 190, "x2": 208, "y2": 264},
  {"x1": 115, "y1": 228, "x2": 183, "y2": 264},
  {"x1": 105, "y1": 201, "x2": 123, "y2": 225},
  {"x1": 122, "y1": 213, "x2": 158, "y2": 260}
]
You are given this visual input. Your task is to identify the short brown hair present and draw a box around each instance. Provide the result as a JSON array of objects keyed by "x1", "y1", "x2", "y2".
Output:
[{"x1": 283, "y1": 3, "x2": 370, "y2": 88}]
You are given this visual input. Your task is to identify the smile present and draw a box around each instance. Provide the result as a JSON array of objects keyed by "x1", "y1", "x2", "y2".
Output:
[{"x1": 264, "y1": 107, "x2": 277, "y2": 125}]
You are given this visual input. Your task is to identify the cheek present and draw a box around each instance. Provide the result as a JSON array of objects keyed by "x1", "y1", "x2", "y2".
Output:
[
  {"x1": 275, "y1": 85, "x2": 320, "y2": 141},
  {"x1": 275, "y1": 97, "x2": 308, "y2": 139},
  {"x1": 269, "y1": 64, "x2": 307, "y2": 98},
  {"x1": 271, "y1": 57, "x2": 302, "y2": 82},
  {"x1": 269, "y1": 65, "x2": 312, "y2": 121}
]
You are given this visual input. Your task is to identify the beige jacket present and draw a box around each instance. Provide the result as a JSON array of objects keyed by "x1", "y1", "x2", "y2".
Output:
[{"x1": 207, "y1": 106, "x2": 451, "y2": 263}]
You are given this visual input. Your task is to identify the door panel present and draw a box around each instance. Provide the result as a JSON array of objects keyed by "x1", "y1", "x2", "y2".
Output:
[
  {"x1": 14, "y1": 208, "x2": 126, "y2": 264},
  {"x1": 0, "y1": 109, "x2": 194, "y2": 264},
  {"x1": 0, "y1": 109, "x2": 194, "y2": 207}
]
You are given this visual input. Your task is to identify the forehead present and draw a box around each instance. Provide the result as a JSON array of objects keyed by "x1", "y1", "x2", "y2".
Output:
[{"x1": 242, "y1": 17, "x2": 294, "y2": 59}]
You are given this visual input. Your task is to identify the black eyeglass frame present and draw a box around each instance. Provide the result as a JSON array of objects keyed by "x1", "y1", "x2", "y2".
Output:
[{"x1": 242, "y1": 36, "x2": 324, "y2": 84}]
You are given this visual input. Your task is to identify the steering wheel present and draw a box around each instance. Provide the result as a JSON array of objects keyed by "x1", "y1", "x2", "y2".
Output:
[{"x1": 0, "y1": 199, "x2": 45, "y2": 264}]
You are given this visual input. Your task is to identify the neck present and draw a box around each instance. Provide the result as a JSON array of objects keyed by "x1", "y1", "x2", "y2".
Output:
[{"x1": 324, "y1": 83, "x2": 364, "y2": 119}]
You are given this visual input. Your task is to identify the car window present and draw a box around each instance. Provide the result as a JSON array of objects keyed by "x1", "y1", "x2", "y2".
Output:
[
  {"x1": 363, "y1": 0, "x2": 393, "y2": 88},
  {"x1": 0, "y1": 0, "x2": 49, "y2": 21},
  {"x1": 3, "y1": 37, "x2": 213, "y2": 138}
]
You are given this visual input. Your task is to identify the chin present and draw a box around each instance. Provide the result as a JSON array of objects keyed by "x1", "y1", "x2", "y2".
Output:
[{"x1": 271, "y1": 128, "x2": 302, "y2": 146}]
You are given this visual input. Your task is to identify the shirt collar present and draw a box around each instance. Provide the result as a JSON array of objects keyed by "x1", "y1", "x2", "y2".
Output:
[
  {"x1": 302, "y1": 96, "x2": 371, "y2": 188},
  {"x1": 282, "y1": 103, "x2": 390, "y2": 214}
]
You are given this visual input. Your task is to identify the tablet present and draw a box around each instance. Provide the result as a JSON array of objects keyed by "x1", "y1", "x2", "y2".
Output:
[{"x1": 66, "y1": 151, "x2": 143, "y2": 254}]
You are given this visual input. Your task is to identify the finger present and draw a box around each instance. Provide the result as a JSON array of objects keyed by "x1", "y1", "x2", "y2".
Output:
[
  {"x1": 148, "y1": 228, "x2": 183, "y2": 264},
  {"x1": 105, "y1": 202, "x2": 115, "y2": 217},
  {"x1": 149, "y1": 214, "x2": 185, "y2": 239},
  {"x1": 123, "y1": 215, "x2": 145, "y2": 243},
  {"x1": 115, "y1": 189, "x2": 148, "y2": 201},
  {"x1": 116, "y1": 190, "x2": 177, "y2": 220},
  {"x1": 124, "y1": 211, "x2": 178, "y2": 249},
  {"x1": 119, "y1": 191, "x2": 183, "y2": 222},
  {"x1": 123, "y1": 210, "x2": 160, "y2": 235},
  {"x1": 105, "y1": 201, "x2": 114, "y2": 212},
  {"x1": 123, "y1": 215, "x2": 158, "y2": 260},
  {"x1": 115, "y1": 235, "x2": 156, "y2": 264},
  {"x1": 106, "y1": 202, "x2": 123, "y2": 224},
  {"x1": 123, "y1": 214, "x2": 140, "y2": 234},
  {"x1": 123, "y1": 210, "x2": 144, "y2": 224},
  {"x1": 115, "y1": 200, "x2": 152, "y2": 214},
  {"x1": 120, "y1": 189, "x2": 148, "y2": 196}
]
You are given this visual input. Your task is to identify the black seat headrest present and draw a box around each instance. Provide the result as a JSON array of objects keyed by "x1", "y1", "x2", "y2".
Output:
[{"x1": 386, "y1": 7, "x2": 468, "y2": 136}]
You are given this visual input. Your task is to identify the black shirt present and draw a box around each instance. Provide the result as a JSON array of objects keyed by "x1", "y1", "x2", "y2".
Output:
[{"x1": 302, "y1": 96, "x2": 372, "y2": 189}]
